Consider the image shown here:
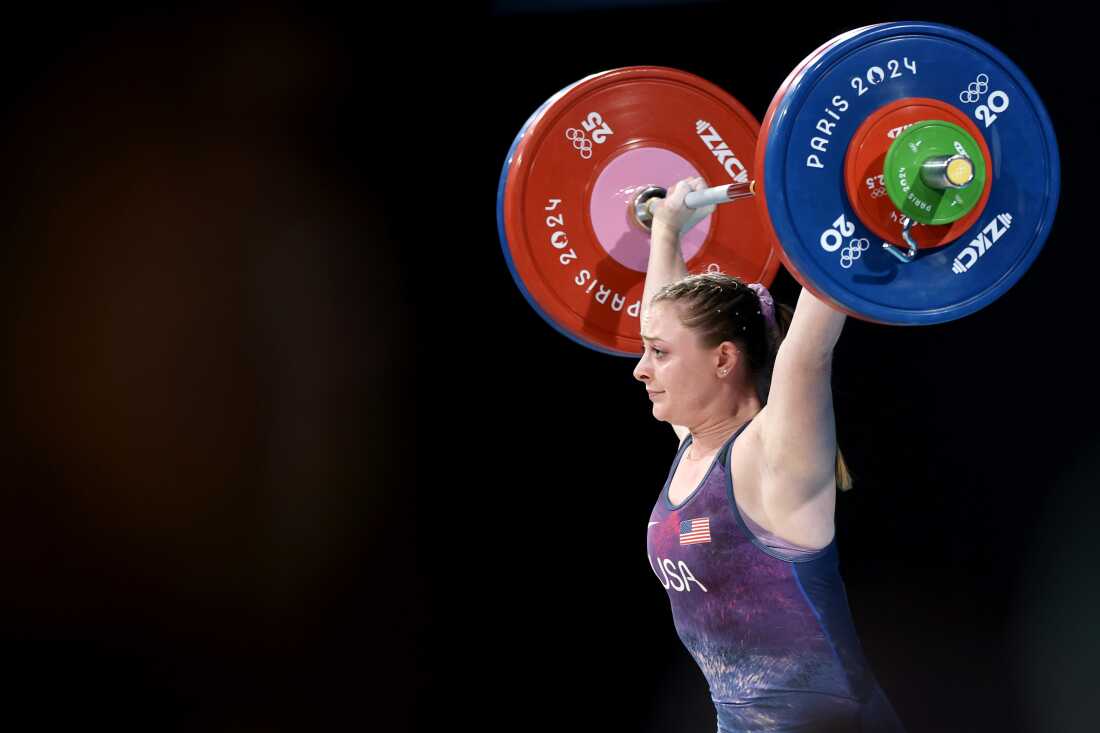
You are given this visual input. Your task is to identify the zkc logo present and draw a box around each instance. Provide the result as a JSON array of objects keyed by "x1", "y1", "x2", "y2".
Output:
[{"x1": 695, "y1": 120, "x2": 749, "y2": 184}]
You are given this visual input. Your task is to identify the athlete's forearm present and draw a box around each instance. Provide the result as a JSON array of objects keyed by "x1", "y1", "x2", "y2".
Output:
[
  {"x1": 779, "y1": 287, "x2": 847, "y2": 365},
  {"x1": 640, "y1": 221, "x2": 690, "y2": 328}
]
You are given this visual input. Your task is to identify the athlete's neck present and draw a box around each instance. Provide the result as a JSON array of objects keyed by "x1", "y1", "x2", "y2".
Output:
[{"x1": 686, "y1": 397, "x2": 762, "y2": 460}]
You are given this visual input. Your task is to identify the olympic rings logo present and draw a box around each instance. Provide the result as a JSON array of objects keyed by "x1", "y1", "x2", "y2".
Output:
[
  {"x1": 566, "y1": 128, "x2": 593, "y2": 159},
  {"x1": 840, "y1": 238, "x2": 870, "y2": 269},
  {"x1": 959, "y1": 74, "x2": 990, "y2": 104},
  {"x1": 869, "y1": 187, "x2": 888, "y2": 199}
]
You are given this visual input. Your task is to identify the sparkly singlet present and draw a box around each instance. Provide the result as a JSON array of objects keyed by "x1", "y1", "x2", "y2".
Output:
[{"x1": 645, "y1": 420, "x2": 907, "y2": 732}]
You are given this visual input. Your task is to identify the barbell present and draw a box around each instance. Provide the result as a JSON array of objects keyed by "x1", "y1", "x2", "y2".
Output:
[{"x1": 496, "y1": 21, "x2": 1060, "y2": 356}]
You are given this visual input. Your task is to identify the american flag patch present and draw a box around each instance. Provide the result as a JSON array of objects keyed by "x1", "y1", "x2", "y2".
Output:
[{"x1": 679, "y1": 517, "x2": 711, "y2": 545}]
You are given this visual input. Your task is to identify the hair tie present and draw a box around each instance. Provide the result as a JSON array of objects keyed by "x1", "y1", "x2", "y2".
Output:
[{"x1": 746, "y1": 282, "x2": 779, "y2": 348}]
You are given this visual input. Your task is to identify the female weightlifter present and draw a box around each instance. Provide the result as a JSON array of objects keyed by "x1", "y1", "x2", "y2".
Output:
[{"x1": 637, "y1": 177, "x2": 907, "y2": 732}]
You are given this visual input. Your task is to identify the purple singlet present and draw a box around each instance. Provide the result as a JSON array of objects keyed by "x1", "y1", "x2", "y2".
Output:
[{"x1": 646, "y1": 420, "x2": 907, "y2": 732}]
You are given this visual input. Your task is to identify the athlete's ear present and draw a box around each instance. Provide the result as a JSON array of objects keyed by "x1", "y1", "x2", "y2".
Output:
[{"x1": 715, "y1": 340, "x2": 740, "y2": 375}]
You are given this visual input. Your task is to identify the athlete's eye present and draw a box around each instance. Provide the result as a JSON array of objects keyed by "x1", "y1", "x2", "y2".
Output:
[{"x1": 653, "y1": 348, "x2": 664, "y2": 358}]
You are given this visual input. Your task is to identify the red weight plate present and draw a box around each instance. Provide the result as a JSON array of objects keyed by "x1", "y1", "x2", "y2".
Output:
[
  {"x1": 500, "y1": 67, "x2": 776, "y2": 357},
  {"x1": 843, "y1": 97, "x2": 994, "y2": 248}
]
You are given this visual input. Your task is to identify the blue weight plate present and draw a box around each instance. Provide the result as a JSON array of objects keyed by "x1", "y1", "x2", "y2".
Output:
[{"x1": 758, "y1": 21, "x2": 1060, "y2": 325}]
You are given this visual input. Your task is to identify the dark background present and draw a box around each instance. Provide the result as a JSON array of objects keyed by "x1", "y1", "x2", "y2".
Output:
[{"x1": 0, "y1": 2, "x2": 1093, "y2": 731}]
